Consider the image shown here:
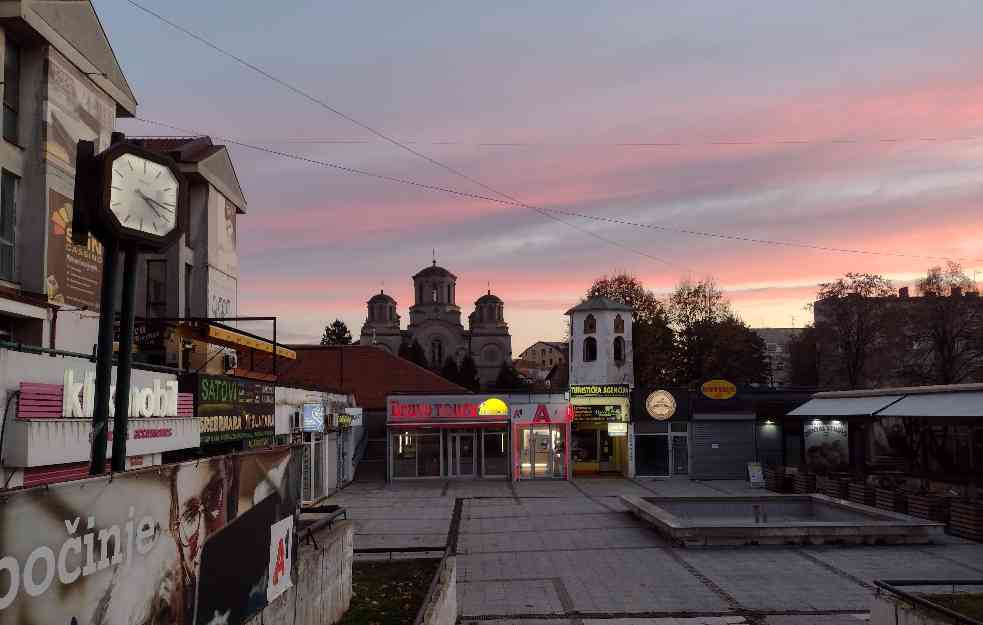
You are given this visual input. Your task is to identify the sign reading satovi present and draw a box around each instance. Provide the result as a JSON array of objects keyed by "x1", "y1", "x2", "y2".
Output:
[
  {"x1": 701, "y1": 379, "x2": 737, "y2": 400},
  {"x1": 193, "y1": 374, "x2": 275, "y2": 445}
]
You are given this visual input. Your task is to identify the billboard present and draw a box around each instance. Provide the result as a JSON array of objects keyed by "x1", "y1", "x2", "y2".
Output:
[
  {"x1": 195, "y1": 375, "x2": 275, "y2": 447},
  {"x1": 0, "y1": 446, "x2": 301, "y2": 625},
  {"x1": 44, "y1": 50, "x2": 114, "y2": 177},
  {"x1": 804, "y1": 420, "x2": 849, "y2": 473},
  {"x1": 208, "y1": 195, "x2": 238, "y2": 280},
  {"x1": 46, "y1": 190, "x2": 103, "y2": 310}
]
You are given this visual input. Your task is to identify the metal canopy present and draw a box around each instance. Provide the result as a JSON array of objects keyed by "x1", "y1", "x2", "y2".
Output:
[
  {"x1": 877, "y1": 392, "x2": 983, "y2": 418},
  {"x1": 788, "y1": 395, "x2": 903, "y2": 417}
]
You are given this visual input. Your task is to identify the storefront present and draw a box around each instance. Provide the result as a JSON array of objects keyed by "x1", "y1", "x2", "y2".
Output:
[
  {"x1": 511, "y1": 399, "x2": 571, "y2": 480},
  {"x1": 569, "y1": 384, "x2": 631, "y2": 475},
  {"x1": 689, "y1": 380, "x2": 757, "y2": 480},
  {"x1": 387, "y1": 394, "x2": 511, "y2": 479},
  {"x1": 0, "y1": 350, "x2": 198, "y2": 489},
  {"x1": 631, "y1": 388, "x2": 691, "y2": 477}
]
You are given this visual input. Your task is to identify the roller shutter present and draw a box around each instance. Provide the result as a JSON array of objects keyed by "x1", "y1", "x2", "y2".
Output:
[{"x1": 691, "y1": 420, "x2": 755, "y2": 479}]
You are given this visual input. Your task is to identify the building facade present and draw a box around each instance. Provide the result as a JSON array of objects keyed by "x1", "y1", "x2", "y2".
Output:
[
  {"x1": 754, "y1": 328, "x2": 799, "y2": 386},
  {"x1": 359, "y1": 261, "x2": 512, "y2": 387}
]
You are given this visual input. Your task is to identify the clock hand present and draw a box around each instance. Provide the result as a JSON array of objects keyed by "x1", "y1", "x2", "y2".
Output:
[{"x1": 136, "y1": 190, "x2": 175, "y2": 213}]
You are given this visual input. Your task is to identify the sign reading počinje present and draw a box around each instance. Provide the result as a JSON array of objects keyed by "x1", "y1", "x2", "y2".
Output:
[
  {"x1": 197, "y1": 374, "x2": 275, "y2": 445},
  {"x1": 569, "y1": 384, "x2": 630, "y2": 398}
]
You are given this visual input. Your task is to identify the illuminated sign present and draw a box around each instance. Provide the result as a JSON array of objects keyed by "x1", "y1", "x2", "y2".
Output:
[
  {"x1": 388, "y1": 396, "x2": 510, "y2": 422},
  {"x1": 572, "y1": 404, "x2": 624, "y2": 422},
  {"x1": 478, "y1": 397, "x2": 508, "y2": 416},
  {"x1": 302, "y1": 402, "x2": 324, "y2": 432},
  {"x1": 607, "y1": 422, "x2": 628, "y2": 436},
  {"x1": 646, "y1": 390, "x2": 676, "y2": 420},
  {"x1": 570, "y1": 384, "x2": 630, "y2": 398},
  {"x1": 701, "y1": 379, "x2": 737, "y2": 400}
]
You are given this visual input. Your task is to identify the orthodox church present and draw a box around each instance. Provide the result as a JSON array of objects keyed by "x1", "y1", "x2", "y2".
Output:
[{"x1": 358, "y1": 260, "x2": 512, "y2": 387}]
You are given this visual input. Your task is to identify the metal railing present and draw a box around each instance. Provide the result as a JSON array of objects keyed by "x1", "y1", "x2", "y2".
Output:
[{"x1": 875, "y1": 580, "x2": 983, "y2": 625}]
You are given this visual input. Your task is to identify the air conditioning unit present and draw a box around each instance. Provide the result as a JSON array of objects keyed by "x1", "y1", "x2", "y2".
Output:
[{"x1": 222, "y1": 350, "x2": 238, "y2": 372}]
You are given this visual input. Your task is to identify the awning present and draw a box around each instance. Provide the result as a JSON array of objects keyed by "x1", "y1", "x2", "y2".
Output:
[
  {"x1": 789, "y1": 395, "x2": 902, "y2": 417},
  {"x1": 173, "y1": 322, "x2": 296, "y2": 359},
  {"x1": 876, "y1": 392, "x2": 983, "y2": 418},
  {"x1": 692, "y1": 412, "x2": 756, "y2": 421}
]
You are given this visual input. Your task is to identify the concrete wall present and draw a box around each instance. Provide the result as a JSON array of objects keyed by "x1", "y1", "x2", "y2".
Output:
[
  {"x1": 246, "y1": 520, "x2": 354, "y2": 625},
  {"x1": 417, "y1": 556, "x2": 457, "y2": 625},
  {"x1": 870, "y1": 592, "x2": 950, "y2": 625}
]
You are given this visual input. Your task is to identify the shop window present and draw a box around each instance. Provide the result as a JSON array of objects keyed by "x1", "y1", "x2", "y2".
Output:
[
  {"x1": 572, "y1": 429, "x2": 598, "y2": 463},
  {"x1": 583, "y1": 314, "x2": 596, "y2": 334},
  {"x1": 0, "y1": 170, "x2": 16, "y2": 281},
  {"x1": 583, "y1": 337, "x2": 597, "y2": 362},
  {"x1": 614, "y1": 314, "x2": 624, "y2": 334},
  {"x1": 392, "y1": 432, "x2": 418, "y2": 478},
  {"x1": 3, "y1": 39, "x2": 20, "y2": 144},
  {"x1": 613, "y1": 336, "x2": 625, "y2": 362}
]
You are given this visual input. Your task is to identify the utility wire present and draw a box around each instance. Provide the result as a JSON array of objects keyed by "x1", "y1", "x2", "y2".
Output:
[
  {"x1": 124, "y1": 0, "x2": 681, "y2": 268},
  {"x1": 134, "y1": 116, "x2": 983, "y2": 265}
]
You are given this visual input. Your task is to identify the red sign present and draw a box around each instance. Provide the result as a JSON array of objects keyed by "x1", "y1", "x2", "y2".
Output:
[
  {"x1": 388, "y1": 397, "x2": 508, "y2": 423},
  {"x1": 532, "y1": 404, "x2": 551, "y2": 423}
]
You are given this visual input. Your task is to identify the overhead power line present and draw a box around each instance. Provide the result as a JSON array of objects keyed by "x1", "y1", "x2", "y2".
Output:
[{"x1": 134, "y1": 116, "x2": 983, "y2": 265}]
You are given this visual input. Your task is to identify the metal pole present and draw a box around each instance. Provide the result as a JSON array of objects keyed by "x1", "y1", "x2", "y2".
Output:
[
  {"x1": 111, "y1": 245, "x2": 139, "y2": 472},
  {"x1": 90, "y1": 236, "x2": 119, "y2": 474}
]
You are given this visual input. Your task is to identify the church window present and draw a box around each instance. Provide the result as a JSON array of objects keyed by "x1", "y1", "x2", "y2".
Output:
[
  {"x1": 584, "y1": 314, "x2": 596, "y2": 334},
  {"x1": 583, "y1": 337, "x2": 597, "y2": 362},
  {"x1": 430, "y1": 339, "x2": 444, "y2": 368},
  {"x1": 613, "y1": 336, "x2": 625, "y2": 363},
  {"x1": 446, "y1": 284, "x2": 451, "y2": 303},
  {"x1": 432, "y1": 286, "x2": 438, "y2": 303},
  {"x1": 614, "y1": 314, "x2": 625, "y2": 334},
  {"x1": 497, "y1": 305, "x2": 503, "y2": 321}
]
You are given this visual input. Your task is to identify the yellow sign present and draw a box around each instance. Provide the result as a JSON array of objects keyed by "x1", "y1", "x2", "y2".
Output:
[
  {"x1": 701, "y1": 379, "x2": 736, "y2": 400},
  {"x1": 478, "y1": 397, "x2": 509, "y2": 416}
]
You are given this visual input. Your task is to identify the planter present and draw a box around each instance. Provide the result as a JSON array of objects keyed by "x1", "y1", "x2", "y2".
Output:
[
  {"x1": 948, "y1": 501, "x2": 983, "y2": 542},
  {"x1": 906, "y1": 494, "x2": 952, "y2": 524},
  {"x1": 817, "y1": 476, "x2": 850, "y2": 500},
  {"x1": 793, "y1": 472, "x2": 817, "y2": 494},
  {"x1": 848, "y1": 482, "x2": 876, "y2": 507},
  {"x1": 764, "y1": 467, "x2": 791, "y2": 493},
  {"x1": 875, "y1": 488, "x2": 909, "y2": 515}
]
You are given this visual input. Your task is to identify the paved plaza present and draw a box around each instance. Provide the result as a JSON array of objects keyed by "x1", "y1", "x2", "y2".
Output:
[{"x1": 326, "y1": 477, "x2": 983, "y2": 625}]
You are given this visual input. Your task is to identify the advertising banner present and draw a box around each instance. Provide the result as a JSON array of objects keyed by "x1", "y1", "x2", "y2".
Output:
[
  {"x1": 302, "y1": 403, "x2": 324, "y2": 432},
  {"x1": 572, "y1": 404, "x2": 624, "y2": 422},
  {"x1": 46, "y1": 190, "x2": 103, "y2": 310},
  {"x1": 44, "y1": 50, "x2": 114, "y2": 177},
  {"x1": 804, "y1": 421, "x2": 849, "y2": 472},
  {"x1": 0, "y1": 446, "x2": 301, "y2": 625},
  {"x1": 196, "y1": 375, "x2": 275, "y2": 447}
]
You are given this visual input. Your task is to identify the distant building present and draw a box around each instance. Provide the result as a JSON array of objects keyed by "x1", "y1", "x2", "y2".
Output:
[
  {"x1": 358, "y1": 260, "x2": 512, "y2": 387},
  {"x1": 518, "y1": 340, "x2": 568, "y2": 370},
  {"x1": 753, "y1": 328, "x2": 800, "y2": 386}
]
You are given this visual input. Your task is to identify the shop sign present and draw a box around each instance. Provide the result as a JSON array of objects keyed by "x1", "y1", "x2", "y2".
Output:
[
  {"x1": 302, "y1": 403, "x2": 324, "y2": 432},
  {"x1": 645, "y1": 390, "x2": 676, "y2": 420},
  {"x1": 804, "y1": 420, "x2": 849, "y2": 472},
  {"x1": 573, "y1": 404, "x2": 624, "y2": 422},
  {"x1": 747, "y1": 461, "x2": 765, "y2": 487},
  {"x1": 0, "y1": 447, "x2": 300, "y2": 625},
  {"x1": 388, "y1": 395, "x2": 509, "y2": 423},
  {"x1": 607, "y1": 422, "x2": 628, "y2": 437},
  {"x1": 569, "y1": 384, "x2": 630, "y2": 398},
  {"x1": 701, "y1": 379, "x2": 737, "y2": 400},
  {"x1": 197, "y1": 375, "x2": 275, "y2": 445},
  {"x1": 341, "y1": 407, "x2": 363, "y2": 428},
  {"x1": 267, "y1": 516, "x2": 294, "y2": 602},
  {"x1": 511, "y1": 403, "x2": 571, "y2": 424},
  {"x1": 18, "y1": 371, "x2": 190, "y2": 420}
]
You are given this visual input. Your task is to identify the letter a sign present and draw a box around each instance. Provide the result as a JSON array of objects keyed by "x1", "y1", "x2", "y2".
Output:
[
  {"x1": 532, "y1": 404, "x2": 551, "y2": 423},
  {"x1": 268, "y1": 516, "x2": 294, "y2": 602}
]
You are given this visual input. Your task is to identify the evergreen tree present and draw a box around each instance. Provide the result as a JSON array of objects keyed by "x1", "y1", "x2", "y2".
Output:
[
  {"x1": 440, "y1": 356, "x2": 460, "y2": 382},
  {"x1": 399, "y1": 339, "x2": 429, "y2": 368},
  {"x1": 320, "y1": 319, "x2": 352, "y2": 345},
  {"x1": 456, "y1": 355, "x2": 480, "y2": 391},
  {"x1": 494, "y1": 362, "x2": 526, "y2": 390}
]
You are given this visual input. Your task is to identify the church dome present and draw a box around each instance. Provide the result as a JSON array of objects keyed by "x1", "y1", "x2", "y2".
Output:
[
  {"x1": 368, "y1": 290, "x2": 396, "y2": 304},
  {"x1": 475, "y1": 291, "x2": 503, "y2": 305},
  {"x1": 413, "y1": 262, "x2": 457, "y2": 280}
]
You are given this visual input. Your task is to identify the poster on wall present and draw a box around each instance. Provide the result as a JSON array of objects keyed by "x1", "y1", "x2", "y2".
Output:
[
  {"x1": 207, "y1": 267, "x2": 237, "y2": 320},
  {"x1": 46, "y1": 191, "x2": 103, "y2": 309},
  {"x1": 44, "y1": 51, "x2": 114, "y2": 176},
  {"x1": 804, "y1": 421, "x2": 849, "y2": 472},
  {"x1": 196, "y1": 374, "x2": 275, "y2": 447},
  {"x1": 208, "y1": 195, "x2": 239, "y2": 279},
  {"x1": 0, "y1": 447, "x2": 300, "y2": 625}
]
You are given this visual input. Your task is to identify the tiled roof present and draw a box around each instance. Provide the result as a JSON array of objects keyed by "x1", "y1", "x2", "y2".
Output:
[
  {"x1": 250, "y1": 345, "x2": 466, "y2": 410},
  {"x1": 565, "y1": 296, "x2": 632, "y2": 314}
]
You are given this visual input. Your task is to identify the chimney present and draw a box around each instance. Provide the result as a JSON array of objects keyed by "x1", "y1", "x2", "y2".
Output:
[
  {"x1": 952, "y1": 286, "x2": 963, "y2": 298},
  {"x1": 898, "y1": 287, "x2": 909, "y2": 298}
]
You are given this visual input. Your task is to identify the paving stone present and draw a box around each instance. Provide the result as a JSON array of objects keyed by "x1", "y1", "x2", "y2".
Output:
[
  {"x1": 764, "y1": 615, "x2": 868, "y2": 625},
  {"x1": 805, "y1": 544, "x2": 983, "y2": 583},
  {"x1": 459, "y1": 578, "x2": 566, "y2": 616}
]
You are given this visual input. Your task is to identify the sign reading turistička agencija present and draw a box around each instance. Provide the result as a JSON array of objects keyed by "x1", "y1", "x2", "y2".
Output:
[{"x1": 61, "y1": 369, "x2": 179, "y2": 419}]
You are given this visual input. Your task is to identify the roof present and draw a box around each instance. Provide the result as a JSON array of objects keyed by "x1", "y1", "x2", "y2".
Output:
[
  {"x1": 368, "y1": 290, "x2": 396, "y2": 304},
  {"x1": 789, "y1": 395, "x2": 903, "y2": 417},
  {"x1": 413, "y1": 262, "x2": 456, "y2": 280},
  {"x1": 812, "y1": 383, "x2": 983, "y2": 399},
  {"x1": 132, "y1": 137, "x2": 247, "y2": 212},
  {"x1": 565, "y1": 296, "x2": 631, "y2": 315},
  {"x1": 519, "y1": 341, "x2": 569, "y2": 357},
  {"x1": 248, "y1": 345, "x2": 466, "y2": 410},
  {"x1": 476, "y1": 291, "x2": 503, "y2": 305},
  {"x1": 24, "y1": 0, "x2": 137, "y2": 115}
]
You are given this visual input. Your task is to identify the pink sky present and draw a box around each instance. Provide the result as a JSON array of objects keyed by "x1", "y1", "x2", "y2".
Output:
[{"x1": 103, "y1": 1, "x2": 983, "y2": 352}]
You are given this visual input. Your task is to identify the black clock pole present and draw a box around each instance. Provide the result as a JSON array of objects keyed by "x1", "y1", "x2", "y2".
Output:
[
  {"x1": 111, "y1": 244, "x2": 139, "y2": 472},
  {"x1": 89, "y1": 235, "x2": 119, "y2": 475}
]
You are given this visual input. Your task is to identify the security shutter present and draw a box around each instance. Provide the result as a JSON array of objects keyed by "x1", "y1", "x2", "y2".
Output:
[{"x1": 691, "y1": 421, "x2": 755, "y2": 479}]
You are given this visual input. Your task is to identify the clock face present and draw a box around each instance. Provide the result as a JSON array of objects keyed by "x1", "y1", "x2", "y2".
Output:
[{"x1": 108, "y1": 153, "x2": 179, "y2": 237}]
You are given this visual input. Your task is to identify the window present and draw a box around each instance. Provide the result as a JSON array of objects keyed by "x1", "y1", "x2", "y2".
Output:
[
  {"x1": 184, "y1": 263, "x2": 193, "y2": 318},
  {"x1": 446, "y1": 284, "x2": 451, "y2": 303},
  {"x1": 147, "y1": 259, "x2": 167, "y2": 318},
  {"x1": 431, "y1": 285, "x2": 438, "y2": 303},
  {"x1": 614, "y1": 314, "x2": 625, "y2": 334},
  {"x1": 0, "y1": 171, "x2": 17, "y2": 281},
  {"x1": 430, "y1": 338, "x2": 443, "y2": 367},
  {"x1": 613, "y1": 336, "x2": 625, "y2": 362},
  {"x1": 3, "y1": 39, "x2": 20, "y2": 144},
  {"x1": 583, "y1": 336, "x2": 597, "y2": 362},
  {"x1": 583, "y1": 314, "x2": 596, "y2": 334}
]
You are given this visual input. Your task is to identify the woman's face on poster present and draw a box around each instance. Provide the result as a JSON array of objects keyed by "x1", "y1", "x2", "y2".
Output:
[{"x1": 174, "y1": 463, "x2": 227, "y2": 572}]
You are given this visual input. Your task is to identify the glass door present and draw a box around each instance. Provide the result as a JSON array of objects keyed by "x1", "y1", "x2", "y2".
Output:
[
  {"x1": 598, "y1": 430, "x2": 615, "y2": 472},
  {"x1": 635, "y1": 435, "x2": 670, "y2": 476},
  {"x1": 482, "y1": 431, "x2": 508, "y2": 477},
  {"x1": 447, "y1": 432, "x2": 475, "y2": 477},
  {"x1": 671, "y1": 434, "x2": 689, "y2": 475},
  {"x1": 532, "y1": 427, "x2": 551, "y2": 477}
]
